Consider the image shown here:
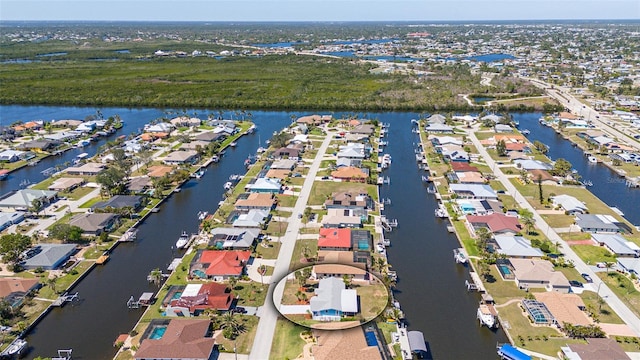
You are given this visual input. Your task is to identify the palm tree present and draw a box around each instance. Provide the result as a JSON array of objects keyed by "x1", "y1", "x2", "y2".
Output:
[
  {"x1": 149, "y1": 268, "x2": 163, "y2": 287},
  {"x1": 258, "y1": 265, "x2": 267, "y2": 285},
  {"x1": 219, "y1": 311, "x2": 242, "y2": 339},
  {"x1": 227, "y1": 276, "x2": 238, "y2": 291},
  {"x1": 47, "y1": 276, "x2": 58, "y2": 294},
  {"x1": 603, "y1": 261, "x2": 615, "y2": 274}
]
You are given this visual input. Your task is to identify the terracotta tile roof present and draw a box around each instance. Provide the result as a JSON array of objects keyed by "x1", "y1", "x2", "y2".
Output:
[
  {"x1": 451, "y1": 162, "x2": 479, "y2": 172},
  {"x1": 134, "y1": 319, "x2": 215, "y2": 360},
  {"x1": 196, "y1": 250, "x2": 251, "y2": 277},
  {"x1": 265, "y1": 169, "x2": 291, "y2": 179},
  {"x1": 313, "y1": 263, "x2": 367, "y2": 276},
  {"x1": 147, "y1": 165, "x2": 174, "y2": 178},
  {"x1": 528, "y1": 169, "x2": 556, "y2": 182},
  {"x1": 171, "y1": 282, "x2": 233, "y2": 312},
  {"x1": 466, "y1": 213, "x2": 522, "y2": 233},
  {"x1": 331, "y1": 166, "x2": 367, "y2": 180},
  {"x1": 505, "y1": 142, "x2": 528, "y2": 151},
  {"x1": 312, "y1": 327, "x2": 382, "y2": 360},
  {"x1": 318, "y1": 228, "x2": 352, "y2": 249},
  {"x1": 534, "y1": 292, "x2": 590, "y2": 326},
  {"x1": 0, "y1": 278, "x2": 39, "y2": 298},
  {"x1": 234, "y1": 193, "x2": 276, "y2": 209}
]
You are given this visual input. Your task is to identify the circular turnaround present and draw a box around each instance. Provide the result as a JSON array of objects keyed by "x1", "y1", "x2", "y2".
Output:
[{"x1": 273, "y1": 263, "x2": 390, "y2": 330}]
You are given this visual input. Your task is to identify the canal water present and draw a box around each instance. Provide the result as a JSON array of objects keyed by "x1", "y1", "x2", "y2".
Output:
[
  {"x1": 515, "y1": 112, "x2": 640, "y2": 226},
  {"x1": 380, "y1": 114, "x2": 508, "y2": 359}
]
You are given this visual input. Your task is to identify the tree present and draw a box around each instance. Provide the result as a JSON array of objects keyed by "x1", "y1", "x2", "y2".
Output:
[
  {"x1": 519, "y1": 209, "x2": 536, "y2": 235},
  {"x1": 533, "y1": 140, "x2": 549, "y2": 154},
  {"x1": 603, "y1": 261, "x2": 615, "y2": 274},
  {"x1": 496, "y1": 139, "x2": 507, "y2": 157},
  {"x1": 258, "y1": 265, "x2": 267, "y2": 285},
  {"x1": 227, "y1": 276, "x2": 238, "y2": 291},
  {"x1": 148, "y1": 268, "x2": 163, "y2": 287},
  {"x1": 96, "y1": 167, "x2": 126, "y2": 197},
  {"x1": 342, "y1": 274, "x2": 353, "y2": 288},
  {"x1": 29, "y1": 198, "x2": 43, "y2": 216},
  {"x1": 269, "y1": 132, "x2": 293, "y2": 148},
  {"x1": 47, "y1": 276, "x2": 58, "y2": 294},
  {"x1": 550, "y1": 158, "x2": 572, "y2": 177},
  {"x1": 0, "y1": 233, "x2": 32, "y2": 267},
  {"x1": 219, "y1": 311, "x2": 242, "y2": 340},
  {"x1": 537, "y1": 174, "x2": 544, "y2": 204},
  {"x1": 48, "y1": 224, "x2": 84, "y2": 243},
  {"x1": 475, "y1": 227, "x2": 492, "y2": 252}
]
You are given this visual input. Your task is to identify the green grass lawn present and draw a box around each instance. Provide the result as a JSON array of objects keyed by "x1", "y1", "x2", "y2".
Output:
[
  {"x1": 541, "y1": 214, "x2": 574, "y2": 228},
  {"x1": 276, "y1": 194, "x2": 298, "y2": 208},
  {"x1": 599, "y1": 272, "x2": 640, "y2": 318},
  {"x1": 233, "y1": 281, "x2": 269, "y2": 307},
  {"x1": 452, "y1": 219, "x2": 479, "y2": 257},
  {"x1": 78, "y1": 196, "x2": 103, "y2": 208},
  {"x1": 254, "y1": 241, "x2": 281, "y2": 259},
  {"x1": 570, "y1": 244, "x2": 617, "y2": 265},
  {"x1": 265, "y1": 221, "x2": 288, "y2": 237},
  {"x1": 269, "y1": 318, "x2": 307, "y2": 360},
  {"x1": 216, "y1": 315, "x2": 259, "y2": 355},
  {"x1": 308, "y1": 181, "x2": 378, "y2": 205},
  {"x1": 65, "y1": 186, "x2": 96, "y2": 200},
  {"x1": 289, "y1": 239, "x2": 318, "y2": 271},
  {"x1": 481, "y1": 263, "x2": 527, "y2": 304}
]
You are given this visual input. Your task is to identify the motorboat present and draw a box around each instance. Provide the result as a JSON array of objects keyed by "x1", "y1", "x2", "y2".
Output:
[
  {"x1": 520, "y1": 129, "x2": 530, "y2": 135},
  {"x1": 230, "y1": 141, "x2": 237, "y2": 147},
  {"x1": 1, "y1": 338, "x2": 27, "y2": 357},
  {"x1": 588, "y1": 156, "x2": 597, "y2": 163},
  {"x1": 197, "y1": 211, "x2": 208, "y2": 220},
  {"x1": 175, "y1": 231, "x2": 189, "y2": 249},
  {"x1": 224, "y1": 182, "x2": 233, "y2": 190},
  {"x1": 454, "y1": 248, "x2": 468, "y2": 264}
]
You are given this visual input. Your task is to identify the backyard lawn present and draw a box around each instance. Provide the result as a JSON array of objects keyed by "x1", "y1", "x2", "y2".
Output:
[
  {"x1": 269, "y1": 318, "x2": 308, "y2": 360},
  {"x1": 308, "y1": 181, "x2": 377, "y2": 205}
]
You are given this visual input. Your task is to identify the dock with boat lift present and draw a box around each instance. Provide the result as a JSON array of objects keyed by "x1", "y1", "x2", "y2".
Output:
[{"x1": 466, "y1": 271, "x2": 486, "y2": 293}]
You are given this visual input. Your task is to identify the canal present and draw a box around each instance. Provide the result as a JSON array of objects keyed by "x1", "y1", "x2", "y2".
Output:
[
  {"x1": 516, "y1": 112, "x2": 640, "y2": 226},
  {"x1": 2, "y1": 106, "x2": 510, "y2": 359},
  {"x1": 380, "y1": 113, "x2": 508, "y2": 359}
]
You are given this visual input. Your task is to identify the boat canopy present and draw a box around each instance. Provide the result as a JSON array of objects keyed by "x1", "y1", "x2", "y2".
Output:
[
  {"x1": 497, "y1": 344, "x2": 531, "y2": 360},
  {"x1": 407, "y1": 331, "x2": 428, "y2": 353}
]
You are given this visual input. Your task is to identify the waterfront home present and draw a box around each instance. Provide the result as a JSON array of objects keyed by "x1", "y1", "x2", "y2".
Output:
[
  {"x1": 245, "y1": 177, "x2": 282, "y2": 193},
  {"x1": 21, "y1": 244, "x2": 77, "y2": 270},
  {"x1": 617, "y1": 258, "x2": 640, "y2": 276},
  {"x1": 350, "y1": 124, "x2": 375, "y2": 135},
  {"x1": 344, "y1": 133, "x2": 369, "y2": 142},
  {"x1": 528, "y1": 169, "x2": 558, "y2": 185},
  {"x1": 209, "y1": 227, "x2": 260, "y2": 249},
  {"x1": 430, "y1": 135, "x2": 463, "y2": 147},
  {"x1": 449, "y1": 183, "x2": 498, "y2": 199},
  {"x1": 270, "y1": 159, "x2": 297, "y2": 170},
  {"x1": 509, "y1": 258, "x2": 570, "y2": 293},
  {"x1": 69, "y1": 213, "x2": 119, "y2": 236},
  {"x1": 493, "y1": 235, "x2": 544, "y2": 258},
  {"x1": 297, "y1": 114, "x2": 331, "y2": 126},
  {"x1": 234, "y1": 193, "x2": 276, "y2": 211},
  {"x1": 0, "y1": 149, "x2": 24, "y2": 163},
  {"x1": 51, "y1": 119, "x2": 83, "y2": 128},
  {"x1": 426, "y1": 114, "x2": 447, "y2": 124},
  {"x1": 424, "y1": 123, "x2": 454, "y2": 133},
  {"x1": 504, "y1": 142, "x2": 530, "y2": 153},
  {"x1": 0, "y1": 211, "x2": 25, "y2": 231},
  {"x1": 591, "y1": 234, "x2": 640, "y2": 257},
  {"x1": 321, "y1": 209, "x2": 363, "y2": 228},
  {"x1": 134, "y1": 319, "x2": 215, "y2": 360},
  {"x1": 170, "y1": 116, "x2": 201, "y2": 128},
  {"x1": 265, "y1": 169, "x2": 292, "y2": 180},
  {"x1": 291, "y1": 134, "x2": 309, "y2": 144},
  {"x1": 309, "y1": 277, "x2": 359, "y2": 321},
  {"x1": 337, "y1": 144, "x2": 366, "y2": 166},
  {"x1": 560, "y1": 119, "x2": 590, "y2": 129},
  {"x1": 311, "y1": 326, "x2": 382, "y2": 360},
  {"x1": 513, "y1": 159, "x2": 553, "y2": 171},
  {"x1": 92, "y1": 195, "x2": 143, "y2": 212},
  {"x1": 165, "y1": 283, "x2": 233, "y2": 316},
  {"x1": 481, "y1": 114, "x2": 504, "y2": 124},
  {"x1": 312, "y1": 264, "x2": 369, "y2": 282},
  {"x1": 273, "y1": 147, "x2": 301, "y2": 159},
  {"x1": 324, "y1": 191, "x2": 373, "y2": 215},
  {"x1": 466, "y1": 213, "x2": 522, "y2": 236},
  {"x1": 575, "y1": 214, "x2": 622, "y2": 233},
  {"x1": 452, "y1": 170, "x2": 486, "y2": 184},
  {"x1": 179, "y1": 140, "x2": 210, "y2": 152},
  {"x1": 481, "y1": 134, "x2": 526, "y2": 147},
  {"x1": 450, "y1": 162, "x2": 479, "y2": 173},
  {"x1": 163, "y1": 150, "x2": 199, "y2": 165},
  {"x1": 494, "y1": 124, "x2": 513, "y2": 133},
  {"x1": 561, "y1": 338, "x2": 631, "y2": 360},
  {"x1": 15, "y1": 139, "x2": 59, "y2": 152},
  {"x1": 452, "y1": 115, "x2": 478, "y2": 123},
  {"x1": 439, "y1": 145, "x2": 470, "y2": 162},
  {"x1": 48, "y1": 177, "x2": 85, "y2": 192},
  {"x1": 189, "y1": 250, "x2": 251, "y2": 281},
  {"x1": 331, "y1": 166, "x2": 369, "y2": 183},
  {"x1": 144, "y1": 122, "x2": 174, "y2": 133},
  {"x1": 318, "y1": 228, "x2": 352, "y2": 251},
  {"x1": 146, "y1": 165, "x2": 174, "y2": 178},
  {"x1": 551, "y1": 194, "x2": 588, "y2": 214},
  {"x1": 533, "y1": 292, "x2": 590, "y2": 326},
  {"x1": 65, "y1": 162, "x2": 105, "y2": 176},
  {"x1": 316, "y1": 250, "x2": 370, "y2": 268},
  {"x1": 193, "y1": 131, "x2": 227, "y2": 143},
  {"x1": 0, "y1": 189, "x2": 57, "y2": 212},
  {"x1": 231, "y1": 209, "x2": 270, "y2": 228},
  {"x1": 455, "y1": 199, "x2": 502, "y2": 216},
  {"x1": 127, "y1": 176, "x2": 153, "y2": 194},
  {"x1": 0, "y1": 277, "x2": 40, "y2": 309}
]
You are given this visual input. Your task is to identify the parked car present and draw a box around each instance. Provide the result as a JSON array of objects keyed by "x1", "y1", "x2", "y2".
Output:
[
  {"x1": 233, "y1": 307, "x2": 247, "y2": 314},
  {"x1": 581, "y1": 273, "x2": 593, "y2": 283},
  {"x1": 569, "y1": 280, "x2": 583, "y2": 288}
]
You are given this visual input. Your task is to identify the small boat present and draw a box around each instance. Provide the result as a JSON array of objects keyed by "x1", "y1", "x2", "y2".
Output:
[
  {"x1": 256, "y1": 147, "x2": 266, "y2": 153},
  {"x1": 583, "y1": 180, "x2": 593, "y2": 187},
  {"x1": 1, "y1": 338, "x2": 27, "y2": 356},
  {"x1": 194, "y1": 169, "x2": 206, "y2": 179},
  {"x1": 588, "y1": 156, "x2": 597, "y2": 163},
  {"x1": 197, "y1": 211, "x2": 208, "y2": 220},
  {"x1": 230, "y1": 141, "x2": 237, "y2": 147},
  {"x1": 212, "y1": 155, "x2": 220, "y2": 163},
  {"x1": 454, "y1": 248, "x2": 468, "y2": 264},
  {"x1": 520, "y1": 129, "x2": 530, "y2": 135},
  {"x1": 247, "y1": 124, "x2": 256, "y2": 134},
  {"x1": 224, "y1": 181, "x2": 233, "y2": 190},
  {"x1": 173, "y1": 187, "x2": 181, "y2": 193},
  {"x1": 175, "y1": 231, "x2": 189, "y2": 249},
  {"x1": 478, "y1": 295, "x2": 499, "y2": 329},
  {"x1": 229, "y1": 174, "x2": 240, "y2": 181},
  {"x1": 150, "y1": 208, "x2": 160, "y2": 213}
]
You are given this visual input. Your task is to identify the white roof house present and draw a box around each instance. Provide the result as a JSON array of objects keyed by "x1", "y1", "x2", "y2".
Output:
[
  {"x1": 514, "y1": 159, "x2": 553, "y2": 170},
  {"x1": 494, "y1": 235, "x2": 544, "y2": 258},
  {"x1": 430, "y1": 136, "x2": 463, "y2": 146},
  {"x1": 232, "y1": 210, "x2": 270, "y2": 228},
  {"x1": 575, "y1": 214, "x2": 621, "y2": 233},
  {"x1": 425, "y1": 123, "x2": 454, "y2": 133},
  {"x1": 449, "y1": 184, "x2": 497, "y2": 199},
  {"x1": 617, "y1": 258, "x2": 640, "y2": 276},
  {"x1": 592, "y1": 234, "x2": 640, "y2": 257},
  {"x1": 309, "y1": 277, "x2": 358, "y2": 321},
  {"x1": 245, "y1": 178, "x2": 282, "y2": 193},
  {"x1": 551, "y1": 194, "x2": 588, "y2": 214}
]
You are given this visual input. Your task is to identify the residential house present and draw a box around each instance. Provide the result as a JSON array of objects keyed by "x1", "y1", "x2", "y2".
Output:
[
  {"x1": 231, "y1": 210, "x2": 270, "y2": 228},
  {"x1": 15, "y1": 140, "x2": 59, "y2": 152},
  {"x1": 449, "y1": 184, "x2": 497, "y2": 199},
  {"x1": 0, "y1": 150, "x2": 24, "y2": 163},
  {"x1": 134, "y1": 319, "x2": 215, "y2": 360},
  {"x1": 312, "y1": 263, "x2": 369, "y2": 282},
  {"x1": 165, "y1": 283, "x2": 233, "y2": 316},
  {"x1": 439, "y1": 145, "x2": 470, "y2": 162},
  {"x1": 331, "y1": 167, "x2": 368, "y2": 183},
  {"x1": 430, "y1": 135, "x2": 463, "y2": 147},
  {"x1": 318, "y1": 228, "x2": 352, "y2": 251},
  {"x1": 424, "y1": 123, "x2": 454, "y2": 133},
  {"x1": 245, "y1": 178, "x2": 281, "y2": 193},
  {"x1": 426, "y1": 114, "x2": 447, "y2": 124},
  {"x1": 297, "y1": 114, "x2": 331, "y2": 126},
  {"x1": 450, "y1": 162, "x2": 479, "y2": 173},
  {"x1": 493, "y1": 235, "x2": 544, "y2": 258},
  {"x1": 189, "y1": 250, "x2": 251, "y2": 281},
  {"x1": 170, "y1": 116, "x2": 201, "y2": 128},
  {"x1": 551, "y1": 194, "x2": 588, "y2": 214},
  {"x1": 147, "y1": 165, "x2": 174, "y2": 178},
  {"x1": 273, "y1": 147, "x2": 301, "y2": 159},
  {"x1": 234, "y1": 193, "x2": 276, "y2": 211},
  {"x1": 265, "y1": 169, "x2": 291, "y2": 180},
  {"x1": 163, "y1": 150, "x2": 199, "y2": 165},
  {"x1": 92, "y1": 195, "x2": 143, "y2": 212},
  {"x1": 617, "y1": 258, "x2": 640, "y2": 276},
  {"x1": 311, "y1": 326, "x2": 383, "y2": 360},
  {"x1": 0, "y1": 189, "x2": 57, "y2": 212},
  {"x1": 69, "y1": 213, "x2": 119, "y2": 236},
  {"x1": 528, "y1": 169, "x2": 558, "y2": 185},
  {"x1": 509, "y1": 258, "x2": 571, "y2": 293},
  {"x1": 481, "y1": 114, "x2": 504, "y2": 124},
  {"x1": 209, "y1": 227, "x2": 261, "y2": 249},
  {"x1": 48, "y1": 177, "x2": 85, "y2": 192},
  {"x1": 193, "y1": 132, "x2": 226, "y2": 143},
  {"x1": 0, "y1": 278, "x2": 40, "y2": 309},
  {"x1": 466, "y1": 213, "x2": 522, "y2": 236},
  {"x1": 494, "y1": 124, "x2": 513, "y2": 133},
  {"x1": 66, "y1": 162, "x2": 105, "y2": 176},
  {"x1": 350, "y1": 124, "x2": 375, "y2": 135},
  {"x1": 179, "y1": 140, "x2": 210, "y2": 152},
  {"x1": 324, "y1": 191, "x2": 372, "y2": 216},
  {"x1": 144, "y1": 122, "x2": 174, "y2": 133},
  {"x1": 514, "y1": 159, "x2": 553, "y2": 171},
  {"x1": 452, "y1": 171, "x2": 485, "y2": 184},
  {"x1": 127, "y1": 176, "x2": 153, "y2": 193},
  {"x1": 534, "y1": 292, "x2": 591, "y2": 326},
  {"x1": 270, "y1": 159, "x2": 297, "y2": 170},
  {"x1": 0, "y1": 211, "x2": 25, "y2": 231},
  {"x1": 21, "y1": 244, "x2": 77, "y2": 270},
  {"x1": 316, "y1": 250, "x2": 370, "y2": 268},
  {"x1": 575, "y1": 214, "x2": 622, "y2": 233},
  {"x1": 309, "y1": 277, "x2": 358, "y2": 321},
  {"x1": 321, "y1": 209, "x2": 363, "y2": 228},
  {"x1": 337, "y1": 143, "x2": 366, "y2": 167},
  {"x1": 591, "y1": 234, "x2": 639, "y2": 257},
  {"x1": 456, "y1": 199, "x2": 502, "y2": 216},
  {"x1": 561, "y1": 338, "x2": 631, "y2": 360}
]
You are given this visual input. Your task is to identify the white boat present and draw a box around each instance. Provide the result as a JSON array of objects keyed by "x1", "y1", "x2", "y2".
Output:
[
  {"x1": 477, "y1": 304, "x2": 498, "y2": 328},
  {"x1": 247, "y1": 124, "x2": 256, "y2": 134},
  {"x1": 454, "y1": 248, "x2": 468, "y2": 264},
  {"x1": 224, "y1": 181, "x2": 233, "y2": 190},
  {"x1": 588, "y1": 156, "x2": 597, "y2": 163},
  {"x1": 229, "y1": 174, "x2": 241, "y2": 181},
  {"x1": 256, "y1": 147, "x2": 266, "y2": 153},
  {"x1": 1, "y1": 338, "x2": 27, "y2": 356},
  {"x1": 194, "y1": 169, "x2": 206, "y2": 179},
  {"x1": 197, "y1": 211, "x2": 208, "y2": 220},
  {"x1": 230, "y1": 141, "x2": 237, "y2": 147},
  {"x1": 521, "y1": 129, "x2": 530, "y2": 135},
  {"x1": 175, "y1": 231, "x2": 189, "y2": 249},
  {"x1": 173, "y1": 187, "x2": 181, "y2": 193},
  {"x1": 212, "y1": 155, "x2": 220, "y2": 163}
]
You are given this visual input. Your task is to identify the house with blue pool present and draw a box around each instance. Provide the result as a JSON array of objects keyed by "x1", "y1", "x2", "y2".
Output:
[{"x1": 310, "y1": 277, "x2": 358, "y2": 322}]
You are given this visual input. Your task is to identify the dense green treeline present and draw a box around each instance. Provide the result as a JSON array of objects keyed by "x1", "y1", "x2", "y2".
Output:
[{"x1": 0, "y1": 54, "x2": 552, "y2": 111}]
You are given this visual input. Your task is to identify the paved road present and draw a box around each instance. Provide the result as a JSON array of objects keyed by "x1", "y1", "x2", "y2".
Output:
[
  {"x1": 249, "y1": 130, "x2": 334, "y2": 360},
  {"x1": 467, "y1": 126, "x2": 640, "y2": 337},
  {"x1": 523, "y1": 76, "x2": 640, "y2": 152}
]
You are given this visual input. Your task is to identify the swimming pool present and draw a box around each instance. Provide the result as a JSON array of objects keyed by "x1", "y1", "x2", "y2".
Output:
[
  {"x1": 193, "y1": 269, "x2": 206, "y2": 278},
  {"x1": 150, "y1": 326, "x2": 167, "y2": 340},
  {"x1": 499, "y1": 265, "x2": 511, "y2": 275},
  {"x1": 171, "y1": 291, "x2": 182, "y2": 300}
]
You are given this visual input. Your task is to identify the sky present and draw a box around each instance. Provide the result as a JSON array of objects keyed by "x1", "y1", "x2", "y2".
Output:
[{"x1": 1, "y1": 0, "x2": 639, "y2": 22}]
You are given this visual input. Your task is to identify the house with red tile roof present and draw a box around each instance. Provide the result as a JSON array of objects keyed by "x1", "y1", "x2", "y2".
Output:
[
  {"x1": 331, "y1": 167, "x2": 368, "y2": 183},
  {"x1": 134, "y1": 319, "x2": 215, "y2": 360},
  {"x1": 318, "y1": 228, "x2": 352, "y2": 251},
  {"x1": 189, "y1": 250, "x2": 251, "y2": 281},
  {"x1": 167, "y1": 282, "x2": 233, "y2": 316},
  {"x1": 450, "y1": 162, "x2": 479, "y2": 172},
  {"x1": 466, "y1": 213, "x2": 522, "y2": 236}
]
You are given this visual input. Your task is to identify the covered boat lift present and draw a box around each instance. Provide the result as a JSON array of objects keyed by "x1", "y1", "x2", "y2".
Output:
[
  {"x1": 497, "y1": 344, "x2": 531, "y2": 360},
  {"x1": 408, "y1": 330, "x2": 428, "y2": 358}
]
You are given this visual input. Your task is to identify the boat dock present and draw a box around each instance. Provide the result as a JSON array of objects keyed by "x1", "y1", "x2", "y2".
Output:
[
  {"x1": 52, "y1": 292, "x2": 79, "y2": 307},
  {"x1": 466, "y1": 272, "x2": 486, "y2": 292},
  {"x1": 454, "y1": 248, "x2": 468, "y2": 264},
  {"x1": 118, "y1": 229, "x2": 137, "y2": 242}
]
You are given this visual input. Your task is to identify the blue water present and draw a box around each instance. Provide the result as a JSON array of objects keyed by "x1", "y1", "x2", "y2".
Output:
[
  {"x1": 114, "y1": 50, "x2": 130, "y2": 54},
  {"x1": 364, "y1": 331, "x2": 378, "y2": 346},
  {"x1": 325, "y1": 51, "x2": 356, "y2": 58},
  {"x1": 331, "y1": 38, "x2": 398, "y2": 45},
  {"x1": 499, "y1": 265, "x2": 512, "y2": 276},
  {"x1": 252, "y1": 41, "x2": 307, "y2": 48},
  {"x1": 466, "y1": 53, "x2": 515, "y2": 62},
  {"x1": 36, "y1": 52, "x2": 67, "y2": 57},
  {"x1": 193, "y1": 269, "x2": 206, "y2": 278},
  {"x1": 171, "y1": 291, "x2": 182, "y2": 300},
  {"x1": 149, "y1": 326, "x2": 166, "y2": 340}
]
